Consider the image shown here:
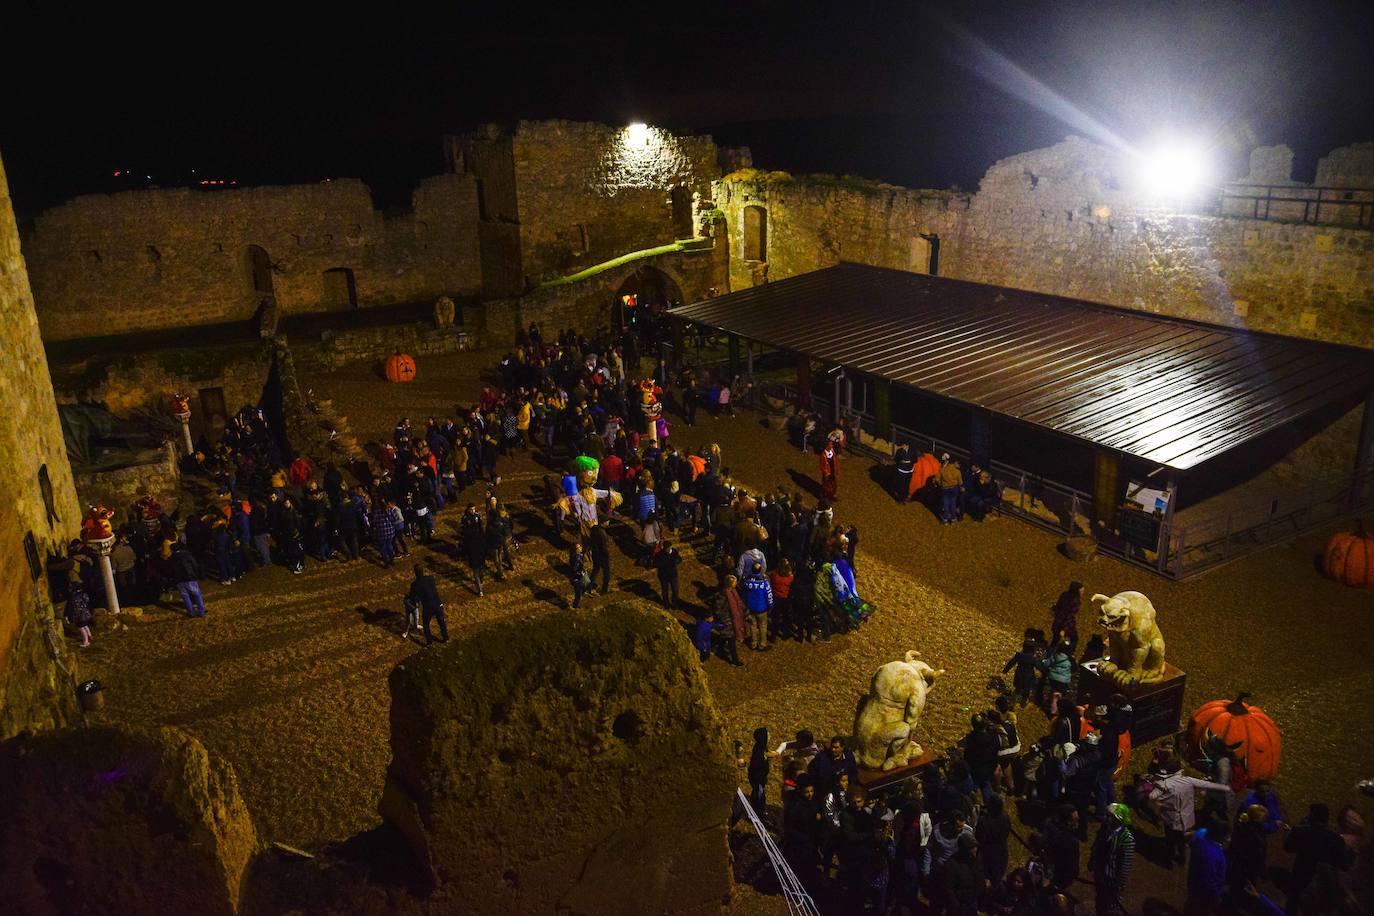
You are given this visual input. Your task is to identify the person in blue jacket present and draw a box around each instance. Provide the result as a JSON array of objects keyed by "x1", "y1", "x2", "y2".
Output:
[{"x1": 741, "y1": 561, "x2": 774, "y2": 651}]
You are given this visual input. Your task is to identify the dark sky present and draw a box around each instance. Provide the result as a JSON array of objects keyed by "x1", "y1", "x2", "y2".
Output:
[{"x1": 3, "y1": 1, "x2": 1372, "y2": 217}]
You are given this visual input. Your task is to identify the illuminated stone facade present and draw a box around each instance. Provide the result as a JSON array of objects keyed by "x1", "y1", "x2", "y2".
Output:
[
  {"x1": 0, "y1": 151, "x2": 81, "y2": 738},
  {"x1": 718, "y1": 137, "x2": 1374, "y2": 349},
  {"x1": 451, "y1": 120, "x2": 726, "y2": 290},
  {"x1": 26, "y1": 176, "x2": 482, "y2": 341}
]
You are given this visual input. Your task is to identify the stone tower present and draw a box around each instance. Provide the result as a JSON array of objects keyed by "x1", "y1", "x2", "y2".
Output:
[{"x1": 0, "y1": 150, "x2": 81, "y2": 736}]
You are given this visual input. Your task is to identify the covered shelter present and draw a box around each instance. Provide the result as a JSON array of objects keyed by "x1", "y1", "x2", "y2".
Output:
[{"x1": 670, "y1": 263, "x2": 1374, "y2": 577}]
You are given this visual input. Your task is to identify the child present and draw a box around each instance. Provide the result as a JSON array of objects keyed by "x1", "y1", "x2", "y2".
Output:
[
  {"x1": 1002, "y1": 631, "x2": 1045, "y2": 706},
  {"x1": 65, "y1": 582, "x2": 93, "y2": 648},
  {"x1": 1038, "y1": 636, "x2": 1075, "y2": 714},
  {"x1": 693, "y1": 612, "x2": 716, "y2": 663},
  {"x1": 718, "y1": 382, "x2": 734, "y2": 416}
]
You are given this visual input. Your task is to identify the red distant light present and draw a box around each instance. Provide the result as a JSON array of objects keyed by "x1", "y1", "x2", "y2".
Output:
[{"x1": 113, "y1": 171, "x2": 121, "y2": 176}]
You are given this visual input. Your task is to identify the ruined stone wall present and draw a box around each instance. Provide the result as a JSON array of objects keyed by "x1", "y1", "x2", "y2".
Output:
[
  {"x1": 291, "y1": 324, "x2": 477, "y2": 372},
  {"x1": 49, "y1": 342, "x2": 274, "y2": 437},
  {"x1": 477, "y1": 233, "x2": 727, "y2": 345},
  {"x1": 508, "y1": 120, "x2": 720, "y2": 285},
  {"x1": 719, "y1": 137, "x2": 1374, "y2": 349},
  {"x1": 0, "y1": 152, "x2": 82, "y2": 738},
  {"x1": 26, "y1": 176, "x2": 482, "y2": 341},
  {"x1": 449, "y1": 126, "x2": 523, "y2": 296}
]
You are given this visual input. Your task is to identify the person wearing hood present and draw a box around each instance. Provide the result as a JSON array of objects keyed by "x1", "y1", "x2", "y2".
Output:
[
  {"x1": 940, "y1": 832, "x2": 982, "y2": 916},
  {"x1": 1089, "y1": 803, "x2": 1136, "y2": 915},
  {"x1": 746, "y1": 727, "x2": 776, "y2": 811}
]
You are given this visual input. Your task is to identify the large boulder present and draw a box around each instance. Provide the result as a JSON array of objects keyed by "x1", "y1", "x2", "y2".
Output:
[
  {"x1": 380, "y1": 601, "x2": 735, "y2": 915},
  {"x1": 0, "y1": 725, "x2": 257, "y2": 916}
]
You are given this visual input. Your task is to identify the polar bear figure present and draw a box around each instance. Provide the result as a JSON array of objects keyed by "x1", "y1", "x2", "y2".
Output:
[{"x1": 852, "y1": 651, "x2": 943, "y2": 771}]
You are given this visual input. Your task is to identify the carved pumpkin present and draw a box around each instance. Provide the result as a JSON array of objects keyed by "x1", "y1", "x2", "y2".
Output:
[
  {"x1": 1187, "y1": 692, "x2": 1280, "y2": 785},
  {"x1": 384, "y1": 352, "x2": 417, "y2": 383},
  {"x1": 1322, "y1": 520, "x2": 1374, "y2": 588}
]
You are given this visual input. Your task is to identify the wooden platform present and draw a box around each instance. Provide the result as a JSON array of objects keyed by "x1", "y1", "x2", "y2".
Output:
[
  {"x1": 1078, "y1": 660, "x2": 1187, "y2": 744},
  {"x1": 855, "y1": 748, "x2": 944, "y2": 795}
]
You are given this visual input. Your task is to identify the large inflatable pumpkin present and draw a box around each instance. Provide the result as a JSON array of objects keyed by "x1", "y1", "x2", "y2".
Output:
[
  {"x1": 1187, "y1": 692, "x2": 1280, "y2": 785},
  {"x1": 384, "y1": 352, "x2": 417, "y2": 383},
  {"x1": 1322, "y1": 521, "x2": 1374, "y2": 588}
]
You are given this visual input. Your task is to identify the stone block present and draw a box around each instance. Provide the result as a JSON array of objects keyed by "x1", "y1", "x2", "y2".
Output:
[
  {"x1": 0, "y1": 725, "x2": 257, "y2": 916},
  {"x1": 380, "y1": 600, "x2": 735, "y2": 914}
]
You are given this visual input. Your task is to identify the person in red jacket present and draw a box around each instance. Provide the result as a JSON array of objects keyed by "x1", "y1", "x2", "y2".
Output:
[{"x1": 770, "y1": 558, "x2": 797, "y2": 642}]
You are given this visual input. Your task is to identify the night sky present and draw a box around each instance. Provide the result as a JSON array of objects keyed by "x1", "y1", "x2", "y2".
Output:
[{"x1": 3, "y1": 1, "x2": 1372, "y2": 218}]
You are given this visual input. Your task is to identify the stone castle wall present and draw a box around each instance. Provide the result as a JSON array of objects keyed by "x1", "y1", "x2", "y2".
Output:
[
  {"x1": 507, "y1": 120, "x2": 720, "y2": 285},
  {"x1": 718, "y1": 137, "x2": 1374, "y2": 349},
  {"x1": 26, "y1": 176, "x2": 483, "y2": 341},
  {"x1": 0, "y1": 151, "x2": 82, "y2": 738}
]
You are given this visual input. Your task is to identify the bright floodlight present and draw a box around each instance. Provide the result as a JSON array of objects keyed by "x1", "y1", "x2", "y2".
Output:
[
  {"x1": 1138, "y1": 139, "x2": 1211, "y2": 198},
  {"x1": 626, "y1": 122, "x2": 650, "y2": 146}
]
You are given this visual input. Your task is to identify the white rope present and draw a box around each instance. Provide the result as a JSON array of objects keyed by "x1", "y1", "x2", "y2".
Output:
[{"x1": 735, "y1": 788, "x2": 822, "y2": 916}]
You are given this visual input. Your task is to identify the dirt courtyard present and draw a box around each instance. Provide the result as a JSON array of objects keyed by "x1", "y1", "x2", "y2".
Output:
[{"x1": 82, "y1": 349, "x2": 1374, "y2": 912}]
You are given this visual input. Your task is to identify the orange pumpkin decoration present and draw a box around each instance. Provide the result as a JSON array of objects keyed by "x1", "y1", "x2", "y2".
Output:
[
  {"x1": 384, "y1": 352, "x2": 417, "y2": 383},
  {"x1": 1322, "y1": 520, "x2": 1374, "y2": 588},
  {"x1": 1187, "y1": 692, "x2": 1281, "y2": 785}
]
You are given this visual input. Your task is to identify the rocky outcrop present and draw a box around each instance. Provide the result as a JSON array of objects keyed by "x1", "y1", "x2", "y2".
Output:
[
  {"x1": 380, "y1": 600, "x2": 736, "y2": 915},
  {"x1": 0, "y1": 725, "x2": 257, "y2": 916}
]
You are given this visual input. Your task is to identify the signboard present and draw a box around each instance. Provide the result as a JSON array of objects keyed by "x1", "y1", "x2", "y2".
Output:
[{"x1": 1118, "y1": 507, "x2": 1161, "y2": 549}]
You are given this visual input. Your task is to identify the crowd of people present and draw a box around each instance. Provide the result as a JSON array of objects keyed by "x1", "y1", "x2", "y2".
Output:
[
  {"x1": 57, "y1": 316, "x2": 1367, "y2": 915},
  {"x1": 736, "y1": 578, "x2": 1366, "y2": 915}
]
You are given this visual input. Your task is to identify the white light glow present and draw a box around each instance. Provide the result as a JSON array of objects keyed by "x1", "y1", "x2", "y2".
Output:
[
  {"x1": 1137, "y1": 139, "x2": 1211, "y2": 199},
  {"x1": 626, "y1": 122, "x2": 650, "y2": 147}
]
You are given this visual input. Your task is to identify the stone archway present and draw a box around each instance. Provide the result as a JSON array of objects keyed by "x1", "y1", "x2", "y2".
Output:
[{"x1": 612, "y1": 265, "x2": 684, "y2": 334}]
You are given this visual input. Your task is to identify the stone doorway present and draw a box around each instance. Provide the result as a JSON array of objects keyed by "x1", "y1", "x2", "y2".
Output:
[
  {"x1": 245, "y1": 245, "x2": 275, "y2": 305},
  {"x1": 670, "y1": 187, "x2": 693, "y2": 240},
  {"x1": 323, "y1": 267, "x2": 358, "y2": 309}
]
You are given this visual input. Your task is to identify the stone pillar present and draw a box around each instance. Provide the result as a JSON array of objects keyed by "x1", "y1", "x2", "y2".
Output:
[
  {"x1": 173, "y1": 408, "x2": 193, "y2": 456},
  {"x1": 90, "y1": 535, "x2": 120, "y2": 615},
  {"x1": 874, "y1": 379, "x2": 892, "y2": 441}
]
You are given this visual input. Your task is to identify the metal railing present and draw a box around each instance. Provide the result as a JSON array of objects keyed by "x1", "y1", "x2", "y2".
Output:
[
  {"x1": 1219, "y1": 183, "x2": 1374, "y2": 230},
  {"x1": 1167, "y1": 470, "x2": 1374, "y2": 577},
  {"x1": 767, "y1": 385, "x2": 1374, "y2": 580}
]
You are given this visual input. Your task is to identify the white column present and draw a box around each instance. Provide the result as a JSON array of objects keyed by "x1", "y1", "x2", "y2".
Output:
[
  {"x1": 174, "y1": 409, "x2": 193, "y2": 455},
  {"x1": 91, "y1": 535, "x2": 121, "y2": 615}
]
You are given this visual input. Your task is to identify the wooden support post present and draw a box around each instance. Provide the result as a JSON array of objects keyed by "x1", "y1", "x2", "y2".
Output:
[
  {"x1": 1355, "y1": 392, "x2": 1374, "y2": 505},
  {"x1": 1092, "y1": 450, "x2": 1120, "y2": 527},
  {"x1": 669, "y1": 319, "x2": 684, "y2": 372},
  {"x1": 969, "y1": 408, "x2": 991, "y2": 465},
  {"x1": 795, "y1": 355, "x2": 812, "y2": 408},
  {"x1": 1156, "y1": 478, "x2": 1178, "y2": 575},
  {"x1": 875, "y1": 379, "x2": 892, "y2": 441}
]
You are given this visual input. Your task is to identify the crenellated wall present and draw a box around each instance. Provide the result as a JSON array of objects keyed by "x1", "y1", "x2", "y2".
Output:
[
  {"x1": 25, "y1": 175, "x2": 482, "y2": 341},
  {"x1": 717, "y1": 137, "x2": 1374, "y2": 349},
  {"x1": 0, "y1": 151, "x2": 82, "y2": 738}
]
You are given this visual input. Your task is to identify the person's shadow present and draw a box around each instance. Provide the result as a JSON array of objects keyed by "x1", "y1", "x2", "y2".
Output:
[
  {"x1": 355, "y1": 605, "x2": 403, "y2": 636},
  {"x1": 786, "y1": 468, "x2": 822, "y2": 499}
]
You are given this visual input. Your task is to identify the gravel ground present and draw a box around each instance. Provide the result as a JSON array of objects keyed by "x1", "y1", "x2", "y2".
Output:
[{"x1": 82, "y1": 350, "x2": 1374, "y2": 912}]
